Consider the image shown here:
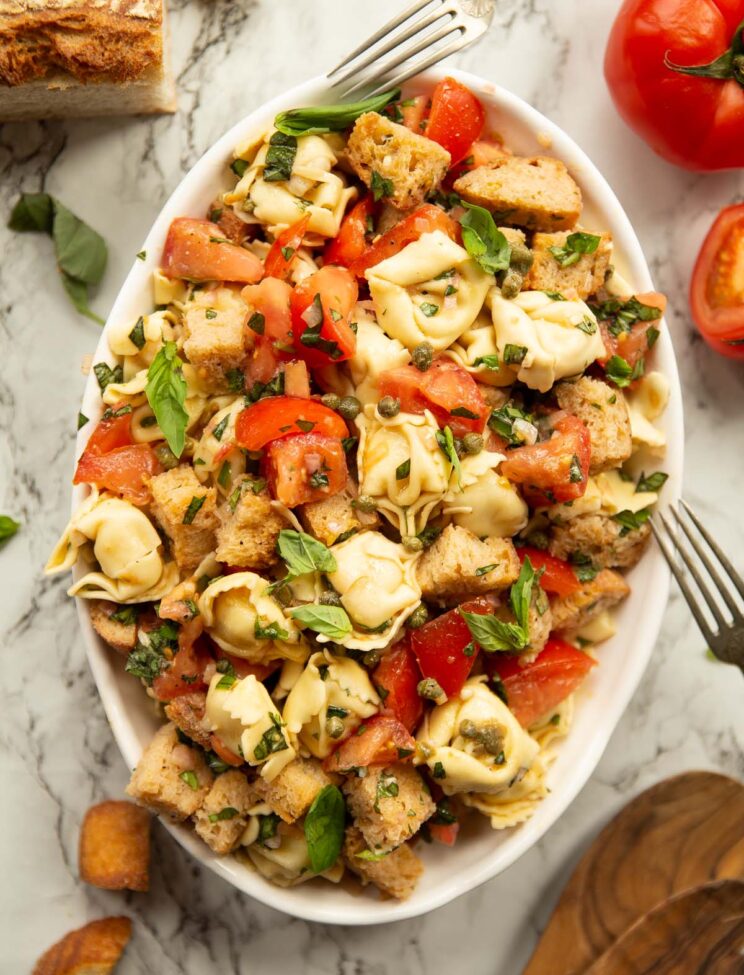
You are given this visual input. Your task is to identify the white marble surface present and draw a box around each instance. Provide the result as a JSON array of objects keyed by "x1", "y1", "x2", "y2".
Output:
[{"x1": 1, "y1": 0, "x2": 743, "y2": 970}]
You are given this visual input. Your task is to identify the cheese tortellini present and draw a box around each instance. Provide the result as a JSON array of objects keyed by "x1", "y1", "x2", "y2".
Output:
[
  {"x1": 446, "y1": 308, "x2": 516, "y2": 386},
  {"x1": 106, "y1": 309, "x2": 176, "y2": 382},
  {"x1": 198, "y1": 571, "x2": 306, "y2": 664},
  {"x1": 366, "y1": 231, "x2": 492, "y2": 351},
  {"x1": 548, "y1": 469, "x2": 659, "y2": 522},
  {"x1": 205, "y1": 673, "x2": 295, "y2": 781},
  {"x1": 443, "y1": 450, "x2": 529, "y2": 538},
  {"x1": 625, "y1": 371, "x2": 669, "y2": 452},
  {"x1": 282, "y1": 650, "x2": 380, "y2": 758},
  {"x1": 347, "y1": 313, "x2": 410, "y2": 405},
  {"x1": 192, "y1": 398, "x2": 247, "y2": 493},
  {"x1": 45, "y1": 491, "x2": 178, "y2": 602},
  {"x1": 490, "y1": 290, "x2": 607, "y2": 392},
  {"x1": 225, "y1": 132, "x2": 355, "y2": 239},
  {"x1": 416, "y1": 678, "x2": 540, "y2": 796}
]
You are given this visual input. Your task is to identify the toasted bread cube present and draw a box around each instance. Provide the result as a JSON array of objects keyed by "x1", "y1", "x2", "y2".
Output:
[
  {"x1": 208, "y1": 198, "x2": 248, "y2": 245},
  {"x1": 164, "y1": 692, "x2": 211, "y2": 749},
  {"x1": 193, "y1": 770, "x2": 258, "y2": 855},
  {"x1": 79, "y1": 800, "x2": 151, "y2": 892},
  {"x1": 183, "y1": 293, "x2": 248, "y2": 391},
  {"x1": 256, "y1": 757, "x2": 337, "y2": 824},
  {"x1": 126, "y1": 723, "x2": 213, "y2": 821},
  {"x1": 555, "y1": 377, "x2": 632, "y2": 475},
  {"x1": 550, "y1": 568, "x2": 630, "y2": 632},
  {"x1": 343, "y1": 764, "x2": 435, "y2": 853},
  {"x1": 214, "y1": 489, "x2": 284, "y2": 570},
  {"x1": 548, "y1": 512, "x2": 650, "y2": 570},
  {"x1": 343, "y1": 826, "x2": 423, "y2": 900},
  {"x1": 299, "y1": 489, "x2": 376, "y2": 547},
  {"x1": 454, "y1": 156, "x2": 582, "y2": 232},
  {"x1": 527, "y1": 230, "x2": 612, "y2": 300},
  {"x1": 417, "y1": 525, "x2": 520, "y2": 605},
  {"x1": 346, "y1": 112, "x2": 451, "y2": 210},
  {"x1": 89, "y1": 600, "x2": 137, "y2": 654},
  {"x1": 32, "y1": 916, "x2": 132, "y2": 975},
  {"x1": 149, "y1": 465, "x2": 218, "y2": 573}
]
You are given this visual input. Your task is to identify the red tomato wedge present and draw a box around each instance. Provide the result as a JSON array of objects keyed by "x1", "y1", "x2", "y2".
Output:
[
  {"x1": 378, "y1": 358, "x2": 488, "y2": 437},
  {"x1": 429, "y1": 821, "x2": 460, "y2": 846},
  {"x1": 264, "y1": 432, "x2": 347, "y2": 507},
  {"x1": 500, "y1": 414, "x2": 591, "y2": 508},
  {"x1": 152, "y1": 637, "x2": 212, "y2": 702},
  {"x1": 411, "y1": 597, "x2": 493, "y2": 699},
  {"x1": 399, "y1": 94, "x2": 429, "y2": 131},
  {"x1": 449, "y1": 140, "x2": 508, "y2": 181},
  {"x1": 290, "y1": 266, "x2": 358, "y2": 369},
  {"x1": 73, "y1": 444, "x2": 162, "y2": 506},
  {"x1": 689, "y1": 204, "x2": 744, "y2": 359},
  {"x1": 486, "y1": 638, "x2": 597, "y2": 728},
  {"x1": 517, "y1": 547, "x2": 580, "y2": 598},
  {"x1": 425, "y1": 77, "x2": 486, "y2": 165},
  {"x1": 349, "y1": 204, "x2": 460, "y2": 276},
  {"x1": 597, "y1": 291, "x2": 666, "y2": 369},
  {"x1": 264, "y1": 215, "x2": 310, "y2": 281},
  {"x1": 242, "y1": 277, "x2": 294, "y2": 384},
  {"x1": 324, "y1": 714, "x2": 415, "y2": 773},
  {"x1": 324, "y1": 196, "x2": 375, "y2": 268},
  {"x1": 373, "y1": 639, "x2": 423, "y2": 733},
  {"x1": 82, "y1": 406, "x2": 134, "y2": 455},
  {"x1": 209, "y1": 733, "x2": 244, "y2": 768},
  {"x1": 161, "y1": 217, "x2": 263, "y2": 284},
  {"x1": 235, "y1": 396, "x2": 347, "y2": 451}
]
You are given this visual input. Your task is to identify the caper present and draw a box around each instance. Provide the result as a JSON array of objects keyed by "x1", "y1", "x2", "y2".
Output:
[
  {"x1": 509, "y1": 241, "x2": 533, "y2": 275},
  {"x1": 418, "y1": 677, "x2": 444, "y2": 701},
  {"x1": 338, "y1": 395, "x2": 361, "y2": 421},
  {"x1": 377, "y1": 395, "x2": 400, "y2": 418},
  {"x1": 459, "y1": 719, "x2": 478, "y2": 739},
  {"x1": 411, "y1": 342, "x2": 434, "y2": 372},
  {"x1": 272, "y1": 583, "x2": 293, "y2": 607},
  {"x1": 479, "y1": 724, "x2": 505, "y2": 756},
  {"x1": 154, "y1": 444, "x2": 179, "y2": 470},
  {"x1": 321, "y1": 393, "x2": 341, "y2": 411},
  {"x1": 454, "y1": 436, "x2": 466, "y2": 458},
  {"x1": 500, "y1": 268, "x2": 523, "y2": 300},
  {"x1": 326, "y1": 716, "x2": 345, "y2": 739},
  {"x1": 319, "y1": 590, "x2": 342, "y2": 607},
  {"x1": 362, "y1": 649, "x2": 381, "y2": 669},
  {"x1": 407, "y1": 603, "x2": 429, "y2": 630},
  {"x1": 352, "y1": 494, "x2": 378, "y2": 514},
  {"x1": 402, "y1": 535, "x2": 424, "y2": 553},
  {"x1": 462, "y1": 432, "x2": 483, "y2": 455}
]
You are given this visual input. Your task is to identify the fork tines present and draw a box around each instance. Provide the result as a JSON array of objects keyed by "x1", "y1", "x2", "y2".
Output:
[{"x1": 651, "y1": 499, "x2": 744, "y2": 663}]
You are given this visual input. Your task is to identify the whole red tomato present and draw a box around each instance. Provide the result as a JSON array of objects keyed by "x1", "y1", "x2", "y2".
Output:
[{"x1": 604, "y1": 0, "x2": 744, "y2": 170}]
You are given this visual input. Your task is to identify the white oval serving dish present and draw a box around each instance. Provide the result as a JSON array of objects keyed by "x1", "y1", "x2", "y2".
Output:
[{"x1": 72, "y1": 65, "x2": 684, "y2": 925}]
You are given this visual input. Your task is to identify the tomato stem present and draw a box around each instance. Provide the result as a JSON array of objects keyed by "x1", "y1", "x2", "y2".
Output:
[{"x1": 664, "y1": 18, "x2": 744, "y2": 88}]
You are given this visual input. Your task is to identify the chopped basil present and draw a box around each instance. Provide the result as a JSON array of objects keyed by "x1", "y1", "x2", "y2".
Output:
[
  {"x1": 569, "y1": 454, "x2": 584, "y2": 483},
  {"x1": 459, "y1": 203, "x2": 511, "y2": 275},
  {"x1": 205, "y1": 308, "x2": 217, "y2": 320},
  {"x1": 395, "y1": 459, "x2": 411, "y2": 480},
  {"x1": 77, "y1": 412, "x2": 89, "y2": 430},
  {"x1": 435, "y1": 425, "x2": 461, "y2": 487},
  {"x1": 247, "y1": 311, "x2": 265, "y2": 335},
  {"x1": 419, "y1": 302, "x2": 439, "y2": 317},
  {"x1": 637, "y1": 471, "x2": 668, "y2": 493},
  {"x1": 110, "y1": 605, "x2": 139, "y2": 626},
  {"x1": 326, "y1": 705, "x2": 349, "y2": 719},
  {"x1": 129, "y1": 317, "x2": 146, "y2": 349},
  {"x1": 303, "y1": 784, "x2": 345, "y2": 873},
  {"x1": 434, "y1": 268, "x2": 456, "y2": 280},
  {"x1": 290, "y1": 604, "x2": 352, "y2": 639},
  {"x1": 605, "y1": 354, "x2": 644, "y2": 388},
  {"x1": 570, "y1": 552, "x2": 599, "y2": 583},
  {"x1": 576, "y1": 316, "x2": 597, "y2": 335},
  {"x1": 444, "y1": 284, "x2": 458, "y2": 297},
  {"x1": 475, "y1": 564, "x2": 497, "y2": 576},
  {"x1": 473, "y1": 354, "x2": 500, "y2": 370},
  {"x1": 208, "y1": 806, "x2": 239, "y2": 823},
  {"x1": 590, "y1": 295, "x2": 662, "y2": 337},
  {"x1": 182, "y1": 495, "x2": 206, "y2": 525},
  {"x1": 544, "y1": 290, "x2": 566, "y2": 301},
  {"x1": 488, "y1": 404, "x2": 535, "y2": 446},
  {"x1": 613, "y1": 507, "x2": 652, "y2": 536},
  {"x1": 101, "y1": 404, "x2": 132, "y2": 421},
  {"x1": 310, "y1": 470, "x2": 330, "y2": 489},
  {"x1": 417, "y1": 524, "x2": 442, "y2": 549},
  {"x1": 300, "y1": 293, "x2": 342, "y2": 360},
  {"x1": 253, "y1": 713, "x2": 289, "y2": 761},
  {"x1": 274, "y1": 89, "x2": 400, "y2": 137},
  {"x1": 355, "y1": 849, "x2": 389, "y2": 862},
  {"x1": 136, "y1": 250, "x2": 146, "y2": 261},
  {"x1": 433, "y1": 761, "x2": 446, "y2": 779},
  {"x1": 209, "y1": 235, "x2": 231, "y2": 245},
  {"x1": 254, "y1": 618, "x2": 290, "y2": 641},
  {"x1": 231, "y1": 158, "x2": 249, "y2": 178},
  {"x1": 125, "y1": 643, "x2": 167, "y2": 685},
  {"x1": 145, "y1": 342, "x2": 188, "y2": 457},
  {"x1": 209, "y1": 207, "x2": 223, "y2": 222},
  {"x1": 93, "y1": 362, "x2": 123, "y2": 392},
  {"x1": 212, "y1": 415, "x2": 229, "y2": 442},
  {"x1": 281, "y1": 246, "x2": 295, "y2": 262},
  {"x1": 374, "y1": 771, "x2": 399, "y2": 812},
  {"x1": 216, "y1": 672, "x2": 237, "y2": 690},
  {"x1": 217, "y1": 461, "x2": 231, "y2": 489},
  {"x1": 371, "y1": 170, "x2": 394, "y2": 201},
  {"x1": 226, "y1": 368, "x2": 245, "y2": 393},
  {"x1": 257, "y1": 813, "x2": 280, "y2": 844},
  {"x1": 341, "y1": 436, "x2": 358, "y2": 453},
  {"x1": 450, "y1": 406, "x2": 479, "y2": 419},
  {"x1": 549, "y1": 232, "x2": 601, "y2": 268},
  {"x1": 503, "y1": 344, "x2": 527, "y2": 365},
  {"x1": 263, "y1": 132, "x2": 298, "y2": 182},
  {"x1": 180, "y1": 771, "x2": 199, "y2": 791}
]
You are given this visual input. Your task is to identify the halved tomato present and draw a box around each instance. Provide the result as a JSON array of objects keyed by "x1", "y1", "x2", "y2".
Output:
[
  {"x1": 290, "y1": 266, "x2": 358, "y2": 369},
  {"x1": 264, "y1": 214, "x2": 310, "y2": 282},
  {"x1": 161, "y1": 217, "x2": 263, "y2": 284},
  {"x1": 235, "y1": 395, "x2": 348, "y2": 451},
  {"x1": 486, "y1": 638, "x2": 597, "y2": 728},
  {"x1": 242, "y1": 277, "x2": 294, "y2": 384},
  {"x1": 411, "y1": 597, "x2": 493, "y2": 699},
  {"x1": 73, "y1": 444, "x2": 162, "y2": 506},
  {"x1": 373, "y1": 639, "x2": 423, "y2": 733},
  {"x1": 517, "y1": 547, "x2": 580, "y2": 598},
  {"x1": 323, "y1": 714, "x2": 415, "y2": 773},
  {"x1": 378, "y1": 358, "x2": 487, "y2": 437},
  {"x1": 500, "y1": 414, "x2": 591, "y2": 508},
  {"x1": 349, "y1": 204, "x2": 460, "y2": 276},
  {"x1": 264, "y1": 432, "x2": 347, "y2": 507},
  {"x1": 324, "y1": 196, "x2": 375, "y2": 268},
  {"x1": 425, "y1": 77, "x2": 486, "y2": 165},
  {"x1": 690, "y1": 204, "x2": 744, "y2": 359}
]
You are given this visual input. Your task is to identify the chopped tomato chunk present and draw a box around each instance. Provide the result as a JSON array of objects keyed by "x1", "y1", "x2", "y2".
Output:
[
  {"x1": 161, "y1": 217, "x2": 263, "y2": 284},
  {"x1": 235, "y1": 395, "x2": 347, "y2": 451},
  {"x1": 517, "y1": 547, "x2": 580, "y2": 598},
  {"x1": 242, "y1": 277, "x2": 294, "y2": 384},
  {"x1": 324, "y1": 196, "x2": 375, "y2": 268},
  {"x1": 486, "y1": 638, "x2": 597, "y2": 728},
  {"x1": 290, "y1": 266, "x2": 358, "y2": 369},
  {"x1": 152, "y1": 636, "x2": 212, "y2": 702},
  {"x1": 209, "y1": 733, "x2": 244, "y2": 767},
  {"x1": 450, "y1": 139, "x2": 507, "y2": 180},
  {"x1": 596, "y1": 291, "x2": 666, "y2": 368},
  {"x1": 324, "y1": 714, "x2": 415, "y2": 773},
  {"x1": 429, "y1": 821, "x2": 460, "y2": 846},
  {"x1": 373, "y1": 639, "x2": 423, "y2": 733},
  {"x1": 425, "y1": 77, "x2": 486, "y2": 165},
  {"x1": 264, "y1": 432, "x2": 347, "y2": 507},
  {"x1": 349, "y1": 204, "x2": 460, "y2": 276},
  {"x1": 74, "y1": 444, "x2": 162, "y2": 506},
  {"x1": 82, "y1": 406, "x2": 134, "y2": 455},
  {"x1": 399, "y1": 94, "x2": 429, "y2": 132},
  {"x1": 378, "y1": 358, "x2": 487, "y2": 437},
  {"x1": 264, "y1": 215, "x2": 310, "y2": 282},
  {"x1": 411, "y1": 597, "x2": 494, "y2": 698},
  {"x1": 500, "y1": 414, "x2": 591, "y2": 508}
]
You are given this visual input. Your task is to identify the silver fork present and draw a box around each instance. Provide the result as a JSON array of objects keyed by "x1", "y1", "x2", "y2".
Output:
[
  {"x1": 651, "y1": 500, "x2": 744, "y2": 671},
  {"x1": 327, "y1": 0, "x2": 496, "y2": 99}
]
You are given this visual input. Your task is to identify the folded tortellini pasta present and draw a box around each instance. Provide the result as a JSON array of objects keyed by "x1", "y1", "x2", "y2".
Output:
[
  {"x1": 462, "y1": 762, "x2": 548, "y2": 830},
  {"x1": 441, "y1": 449, "x2": 529, "y2": 538},
  {"x1": 324, "y1": 531, "x2": 423, "y2": 649},
  {"x1": 356, "y1": 404, "x2": 451, "y2": 535},
  {"x1": 192, "y1": 397, "x2": 247, "y2": 493},
  {"x1": 225, "y1": 132, "x2": 356, "y2": 240},
  {"x1": 625, "y1": 371, "x2": 669, "y2": 452},
  {"x1": 548, "y1": 469, "x2": 659, "y2": 522},
  {"x1": 490, "y1": 290, "x2": 607, "y2": 392},
  {"x1": 282, "y1": 650, "x2": 380, "y2": 758},
  {"x1": 446, "y1": 308, "x2": 516, "y2": 386},
  {"x1": 198, "y1": 571, "x2": 306, "y2": 664},
  {"x1": 416, "y1": 677, "x2": 540, "y2": 797},
  {"x1": 45, "y1": 491, "x2": 178, "y2": 603},
  {"x1": 243, "y1": 821, "x2": 344, "y2": 886},
  {"x1": 205, "y1": 673, "x2": 296, "y2": 781},
  {"x1": 347, "y1": 312, "x2": 410, "y2": 405},
  {"x1": 106, "y1": 309, "x2": 177, "y2": 383},
  {"x1": 366, "y1": 231, "x2": 492, "y2": 351}
]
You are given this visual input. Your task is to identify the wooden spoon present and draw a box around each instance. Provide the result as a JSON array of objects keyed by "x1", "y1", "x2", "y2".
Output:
[
  {"x1": 585, "y1": 880, "x2": 744, "y2": 975},
  {"x1": 523, "y1": 771, "x2": 744, "y2": 975}
]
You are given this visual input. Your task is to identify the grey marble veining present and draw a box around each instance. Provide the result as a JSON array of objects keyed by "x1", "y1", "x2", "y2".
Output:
[{"x1": 1, "y1": 0, "x2": 743, "y2": 972}]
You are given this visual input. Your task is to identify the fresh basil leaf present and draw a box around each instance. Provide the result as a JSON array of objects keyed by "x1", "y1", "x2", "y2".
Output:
[
  {"x1": 61, "y1": 273, "x2": 105, "y2": 325},
  {"x1": 459, "y1": 203, "x2": 511, "y2": 275},
  {"x1": 549, "y1": 232, "x2": 600, "y2": 269},
  {"x1": 8, "y1": 192, "x2": 53, "y2": 232},
  {"x1": 145, "y1": 342, "x2": 188, "y2": 457},
  {"x1": 510, "y1": 555, "x2": 538, "y2": 632},
  {"x1": 52, "y1": 200, "x2": 107, "y2": 285},
  {"x1": 274, "y1": 89, "x2": 401, "y2": 137},
  {"x1": 263, "y1": 132, "x2": 297, "y2": 182},
  {"x1": 371, "y1": 170, "x2": 395, "y2": 201},
  {"x1": 613, "y1": 507, "x2": 652, "y2": 537},
  {"x1": 604, "y1": 354, "x2": 634, "y2": 387},
  {"x1": 254, "y1": 618, "x2": 290, "y2": 641},
  {"x1": 459, "y1": 610, "x2": 527, "y2": 653},
  {"x1": 355, "y1": 849, "x2": 389, "y2": 862},
  {"x1": 637, "y1": 471, "x2": 668, "y2": 493},
  {"x1": 277, "y1": 530, "x2": 337, "y2": 577},
  {"x1": 0, "y1": 515, "x2": 20, "y2": 545},
  {"x1": 290, "y1": 604, "x2": 352, "y2": 639},
  {"x1": 304, "y1": 784, "x2": 345, "y2": 873}
]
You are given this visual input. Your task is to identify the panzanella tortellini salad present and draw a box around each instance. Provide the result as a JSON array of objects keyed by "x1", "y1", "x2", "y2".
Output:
[{"x1": 48, "y1": 78, "x2": 671, "y2": 900}]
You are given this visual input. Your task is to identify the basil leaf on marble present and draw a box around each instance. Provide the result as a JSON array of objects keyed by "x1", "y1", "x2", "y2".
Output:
[
  {"x1": 0, "y1": 515, "x2": 20, "y2": 545},
  {"x1": 304, "y1": 785, "x2": 346, "y2": 873},
  {"x1": 145, "y1": 342, "x2": 188, "y2": 458},
  {"x1": 274, "y1": 89, "x2": 401, "y2": 137}
]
